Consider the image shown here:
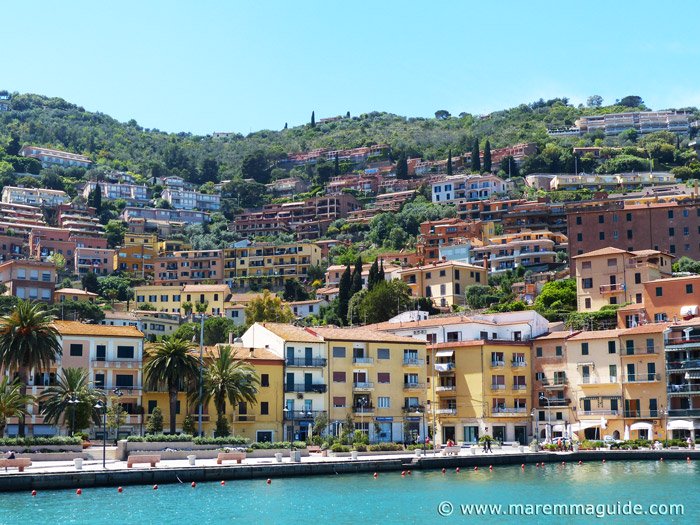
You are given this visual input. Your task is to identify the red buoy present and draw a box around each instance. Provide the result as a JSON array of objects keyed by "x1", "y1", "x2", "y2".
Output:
[
  {"x1": 76, "y1": 488, "x2": 82, "y2": 496},
  {"x1": 441, "y1": 468, "x2": 446, "y2": 474},
  {"x1": 578, "y1": 460, "x2": 582, "y2": 465},
  {"x1": 687, "y1": 457, "x2": 691, "y2": 462},
  {"x1": 489, "y1": 465, "x2": 493, "y2": 471},
  {"x1": 373, "y1": 472, "x2": 378, "y2": 478},
  {"x1": 266, "y1": 479, "x2": 272, "y2": 484},
  {"x1": 401, "y1": 470, "x2": 406, "y2": 476},
  {"x1": 602, "y1": 460, "x2": 606, "y2": 464},
  {"x1": 521, "y1": 464, "x2": 525, "y2": 469},
  {"x1": 31, "y1": 490, "x2": 36, "y2": 497},
  {"x1": 407, "y1": 470, "x2": 412, "y2": 475},
  {"x1": 191, "y1": 482, "x2": 196, "y2": 488},
  {"x1": 117, "y1": 487, "x2": 123, "y2": 493},
  {"x1": 659, "y1": 458, "x2": 663, "y2": 462},
  {"x1": 474, "y1": 466, "x2": 478, "y2": 471},
  {"x1": 153, "y1": 485, "x2": 158, "y2": 490},
  {"x1": 455, "y1": 467, "x2": 460, "y2": 473},
  {"x1": 562, "y1": 461, "x2": 566, "y2": 466},
  {"x1": 220, "y1": 481, "x2": 226, "y2": 485}
]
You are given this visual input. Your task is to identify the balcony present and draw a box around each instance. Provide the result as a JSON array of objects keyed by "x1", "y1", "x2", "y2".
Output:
[
  {"x1": 285, "y1": 383, "x2": 327, "y2": 394},
  {"x1": 91, "y1": 359, "x2": 140, "y2": 369},
  {"x1": 403, "y1": 383, "x2": 425, "y2": 390},
  {"x1": 623, "y1": 411, "x2": 660, "y2": 419},
  {"x1": 623, "y1": 373, "x2": 661, "y2": 383},
  {"x1": 667, "y1": 384, "x2": 700, "y2": 395},
  {"x1": 511, "y1": 360, "x2": 527, "y2": 368},
  {"x1": 233, "y1": 415, "x2": 256, "y2": 422},
  {"x1": 403, "y1": 358, "x2": 425, "y2": 367},
  {"x1": 621, "y1": 347, "x2": 657, "y2": 357},
  {"x1": 512, "y1": 384, "x2": 528, "y2": 391},
  {"x1": 538, "y1": 398, "x2": 571, "y2": 408},
  {"x1": 490, "y1": 360, "x2": 505, "y2": 368},
  {"x1": 492, "y1": 407, "x2": 528, "y2": 416},
  {"x1": 352, "y1": 405, "x2": 375, "y2": 414},
  {"x1": 668, "y1": 409, "x2": 700, "y2": 418},
  {"x1": 581, "y1": 376, "x2": 618, "y2": 385},
  {"x1": 665, "y1": 337, "x2": 700, "y2": 350},
  {"x1": 666, "y1": 361, "x2": 700, "y2": 372},
  {"x1": 352, "y1": 382, "x2": 374, "y2": 391},
  {"x1": 490, "y1": 384, "x2": 506, "y2": 391},
  {"x1": 435, "y1": 385, "x2": 456, "y2": 393},
  {"x1": 352, "y1": 357, "x2": 374, "y2": 365},
  {"x1": 599, "y1": 283, "x2": 624, "y2": 294},
  {"x1": 285, "y1": 358, "x2": 327, "y2": 367},
  {"x1": 285, "y1": 410, "x2": 326, "y2": 420},
  {"x1": 541, "y1": 379, "x2": 568, "y2": 390},
  {"x1": 435, "y1": 408, "x2": 457, "y2": 415},
  {"x1": 579, "y1": 410, "x2": 619, "y2": 416},
  {"x1": 435, "y1": 363, "x2": 455, "y2": 372}
]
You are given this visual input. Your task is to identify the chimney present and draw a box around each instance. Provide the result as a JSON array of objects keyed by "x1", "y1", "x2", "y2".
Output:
[
  {"x1": 228, "y1": 332, "x2": 233, "y2": 345},
  {"x1": 483, "y1": 255, "x2": 489, "y2": 272}
]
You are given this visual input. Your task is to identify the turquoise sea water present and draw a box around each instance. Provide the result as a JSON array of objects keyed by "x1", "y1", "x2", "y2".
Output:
[{"x1": 0, "y1": 461, "x2": 697, "y2": 524}]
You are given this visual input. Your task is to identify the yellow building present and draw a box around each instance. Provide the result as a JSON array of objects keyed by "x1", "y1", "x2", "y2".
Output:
[
  {"x1": 223, "y1": 241, "x2": 322, "y2": 289},
  {"x1": 114, "y1": 244, "x2": 157, "y2": 277},
  {"x1": 159, "y1": 239, "x2": 192, "y2": 253},
  {"x1": 123, "y1": 233, "x2": 159, "y2": 252},
  {"x1": 142, "y1": 343, "x2": 284, "y2": 440},
  {"x1": 429, "y1": 340, "x2": 532, "y2": 445},
  {"x1": 573, "y1": 247, "x2": 673, "y2": 312},
  {"x1": 133, "y1": 284, "x2": 182, "y2": 313},
  {"x1": 397, "y1": 260, "x2": 487, "y2": 309},
  {"x1": 182, "y1": 284, "x2": 231, "y2": 315},
  {"x1": 471, "y1": 229, "x2": 567, "y2": 274},
  {"x1": 313, "y1": 326, "x2": 428, "y2": 443}
]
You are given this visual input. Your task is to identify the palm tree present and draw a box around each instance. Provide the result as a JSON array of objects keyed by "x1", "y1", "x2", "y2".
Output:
[
  {"x1": 39, "y1": 368, "x2": 104, "y2": 434},
  {"x1": 0, "y1": 377, "x2": 33, "y2": 437},
  {"x1": 197, "y1": 345, "x2": 259, "y2": 437},
  {"x1": 143, "y1": 337, "x2": 199, "y2": 434},
  {"x1": 0, "y1": 300, "x2": 62, "y2": 436}
]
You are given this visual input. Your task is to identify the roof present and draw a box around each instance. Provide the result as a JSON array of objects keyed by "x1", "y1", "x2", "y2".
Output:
[
  {"x1": 533, "y1": 330, "x2": 581, "y2": 341},
  {"x1": 398, "y1": 260, "x2": 486, "y2": 273},
  {"x1": 645, "y1": 274, "x2": 700, "y2": 284},
  {"x1": 572, "y1": 247, "x2": 628, "y2": 259},
  {"x1": 288, "y1": 299, "x2": 323, "y2": 306},
  {"x1": 182, "y1": 284, "x2": 231, "y2": 293},
  {"x1": 228, "y1": 293, "x2": 264, "y2": 303},
  {"x1": 312, "y1": 326, "x2": 423, "y2": 344},
  {"x1": 259, "y1": 323, "x2": 324, "y2": 343},
  {"x1": 620, "y1": 323, "x2": 671, "y2": 335},
  {"x1": 568, "y1": 329, "x2": 623, "y2": 341},
  {"x1": 54, "y1": 288, "x2": 98, "y2": 297},
  {"x1": 202, "y1": 345, "x2": 283, "y2": 362},
  {"x1": 54, "y1": 321, "x2": 143, "y2": 338},
  {"x1": 315, "y1": 286, "x2": 339, "y2": 294},
  {"x1": 371, "y1": 314, "x2": 483, "y2": 331}
]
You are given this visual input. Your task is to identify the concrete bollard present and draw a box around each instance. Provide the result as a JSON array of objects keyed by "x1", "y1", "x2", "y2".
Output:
[
  {"x1": 74, "y1": 458, "x2": 83, "y2": 470},
  {"x1": 187, "y1": 455, "x2": 196, "y2": 466},
  {"x1": 275, "y1": 453, "x2": 283, "y2": 463}
]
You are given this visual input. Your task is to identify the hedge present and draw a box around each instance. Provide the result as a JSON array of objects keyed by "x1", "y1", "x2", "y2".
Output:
[
  {"x1": 0, "y1": 437, "x2": 81, "y2": 446},
  {"x1": 194, "y1": 436, "x2": 248, "y2": 446},
  {"x1": 127, "y1": 434, "x2": 195, "y2": 443}
]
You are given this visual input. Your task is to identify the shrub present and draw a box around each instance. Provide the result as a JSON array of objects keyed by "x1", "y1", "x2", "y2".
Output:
[
  {"x1": 330, "y1": 443, "x2": 350, "y2": 453},
  {"x1": 127, "y1": 434, "x2": 194, "y2": 443},
  {"x1": 0, "y1": 437, "x2": 81, "y2": 446},
  {"x1": 182, "y1": 415, "x2": 196, "y2": 436},
  {"x1": 353, "y1": 444, "x2": 367, "y2": 452},
  {"x1": 194, "y1": 436, "x2": 248, "y2": 446},
  {"x1": 145, "y1": 407, "x2": 164, "y2": 434},
  {"x1": 368, "y1": 443, "x2": 404, "y2": 452},
  {"x1": 214, "y1": 417, "x2": 231, "y2": 438},
  {"x1": 478, "y1": 435, "x2": 493, "y2": 444}
]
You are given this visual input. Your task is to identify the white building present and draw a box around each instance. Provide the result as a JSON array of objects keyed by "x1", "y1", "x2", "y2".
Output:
[
  {"x1": 1, "y1": 186, "x2": 70, "y2": 207},
  {"x1": 431, "y1": 174, "x2": 506, "y2": 204},
  {"x1": 161, "y1": 188, "x2": 221, "y2": 211},
  {"x1": 19, "y1": 146, "x2": 92, "y2": 169},
  {"x1": 82, "y1": 181, "x2": 149, "y2": 204}
]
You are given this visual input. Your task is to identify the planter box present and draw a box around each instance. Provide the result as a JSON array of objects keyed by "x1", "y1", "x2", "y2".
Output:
[
  {"x1": 2, "y1": 445, "x2": 83, "y2": 453},
  {"x1": 22, "y1": 452, "x2": 88, "y2": 461}
]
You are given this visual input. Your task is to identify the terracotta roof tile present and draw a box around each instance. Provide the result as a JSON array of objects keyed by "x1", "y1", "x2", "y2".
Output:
[
  {"x1": 568, "y1": 329, "x2": 623, "y2": 340},
  {"x1": 312, "y1": 326, "x2": 422, "y2": 344},
  {"x1": 54, "y1": 321, "x2": 143, "y2": 338}
]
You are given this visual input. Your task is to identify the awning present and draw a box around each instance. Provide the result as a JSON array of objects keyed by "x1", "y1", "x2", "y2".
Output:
[
  {"x1": 667, "y1": 420, "x2": 694, "y2": 431},
  {"x1": 436, "y1": 350, "x2": 454, "y2": 357},
  {"x1": 680, "y1": 305, "x2": 698, "y2": 317},
  {"x1": 570, "y1": 420, "x2": 600, "y2": 431},
  {"x1": 577, "y1": 362, "x2": 595, "y2": 368},
  {"x1": 630, "y1": 422, "x2": 653, "y2": 431},
  {"x1": 552, "y1": 424, "x2": 565, "y2": 432},
  {"x1": 685, "y1": 372, "x2": 700, "y2": 380}
]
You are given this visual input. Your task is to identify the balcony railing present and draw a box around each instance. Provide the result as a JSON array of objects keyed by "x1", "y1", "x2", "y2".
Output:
[
  {"x1": 511, "y1": 360, "x2": 527, "y2": 367},
  {"x1": 667, "y1": 384, "x2": 700, "y2": 394},
  {"x1": 666, "y1": 361, "x2": 700, "y2": 372},
  {"x1": 492, "y1": 407, "x2": 528, "y2": 415},
  {"x1": 352, "y1": 357, "x2": 374, "y2": 365},
  {"x1": 285, "y1": 383, "x2": 327, "y2": 393},
  {"x1": 665, "y1": 337, "x2": 700, "y2": 349},
  {"x1": 91, "y1": 359, "x2": 140, "y2": 369},
  {"x1": 490, "y1": 384, "x2": 506, "y2": 390},
  {"x1": 581, "y1": 376, "x2": 618, "y2": 385},
  {"x1": 403, "y1": 358, "x2": 425, "y2": 366},
  {"x1": 435, "y1": 408, "x2": 457, "y2": 415},
  {"x1": 233, "y1": 415, "x2": 256, "y2": 422},
  {"x1": 579, "y1": 410, "x2": 619, "y2": 416},
  {"x1": 623, "y1": 411, "x2": 660, "y2": 418},
  {"x1": 285, "y1": 358, "x2": 327, "y2": 367},
  {"x1": 435, "y1": 363, "x2": 455, "y2": 372},
  {"x1": 403, "y1": 383, "x2": 425, "y2": 390},
  {"x1": 352, "y1": 405, "x2": 375, "y2": 414},
  {"x1": 623, "y1": 373, "x2": 661, "y2": 383},
  {"x1": 490, "y1": 360, "x2": 505, "y2": 368},
  {"x1": 512, "y1": 384, "x2": 528, "y2": 390},
  {"x1": 599, "y1": 283, "x2": 624, "y2": 294},
  {"x1": 284, "y1": 410, "x2": 326, "y2": 420},
  {"x1": 352, "y1": 382, "x2": 374, "y2": 390},
  {"x1": 621, "y1": 347, "x2": 657, "y2": 356},
  {"x1": 538, "y1": 398, "x2": 570, "y2": 407},
  {"x1": 435, "y1": 385, "x2": 456, "y2": 392},
  {"x1": 668, "y1": 409, "x2": 700, "y2": 417},
  {"x1": 541, "y1": 379, "x2": 568, "y2": 388}
]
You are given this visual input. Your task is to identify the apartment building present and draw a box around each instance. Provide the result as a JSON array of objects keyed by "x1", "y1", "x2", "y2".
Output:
[
  {"x1": 161, "y1": 188, "x2": 221, "y2": 211},
  {"x1": 457, "y1": 198, "x2": 525, "y2": 223},
  {"x1": 154, "y1": 250, "x2": 224, "y2": 286},
  {"x1": 19, "y1": 145, "x2": 92, "y2": 169},
  {"x1": 551, "y1": 172, "x2": 675, "y2": 191},
  {"x1": 1, "y1": 186, "x2": 70, "y2": 207},
  {"x1": 431, "y1": 174, "x2": 506, "y2": 204},
  {"x1": 0, "y1": 202, "x2": 46, "y2": 228},
  {"x1": 181, "y1": 284, "x2": 231, "y2": 315},
  {"x1": 74, "y1": 247, "x2": 115, "y2": 276},
  {"x1": 29, "y1": 226, "x2": 107, "y2": 263},
  {"x1": 396, "y1": 260, "x2": 487, "y2": 308},
  {"x1": 223, "y1": 241, "x2": 322, "y2": 289},
  {"x1": 0, "y1": 260, "x2": 55, "y2": 302},
  {"x1": 54, "y1": 288, "x2": 97, "y2": 303},
  {"x1": 121, "y1": 207, "x2": 210, "y2": 226},
  {"x1": 664, "y1": 320, "x2": 700, "y2": 440},
  {"x1": 82, "y1": 181, "x2": 149, "y2": 204},
  {"x1": 314, "y1": 326, "x2": 428, "y2": 443},
  {"x1": 573, "y1": 247, "x2": 673, "y2": 311},
  {"x1": 324, "y1": 262, "x2": 401, "y2": 288},
  {"x1": 618, "y1": 275, "x2": 700, "y2": 327},
  {"x1": 566, "y1": 198, "x2": 700, "y2": 259},
  {"x1": 114, "y1": 244, "x2": 157, "y2": 277},
  {"x1": 57, "y1": 205, "x2": 103, "y2": 237},
  {"x1": 471, "y1": 230, "x2": 564, "y2": 274},
  {"x1": 133, "y1": 285, "x2": 182, "y2": 313},
  {"x1": 575, "y1": 111, "x2": 690, "y2": 136},
  {"x1": 416, "y1": 218, "x2": 485, "y2": 263}
]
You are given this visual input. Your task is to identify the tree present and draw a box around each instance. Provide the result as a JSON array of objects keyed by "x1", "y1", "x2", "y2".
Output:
[
  {"x1": 47, "y1": 300, "x2": 105, "y2": 323},
  {"x1": 434, "y1": 110, "x2": 451, "y2": 120},
  {"x1": 283, "y1": 279, "x2": 310, "y2": 302},
  {"x1": 378, "y1": 260, "x2": 385, "y2": 282},
  {"x1": 0, "y1": 377, "x2": 32, "y2": 438},
  {"x1": 182, "y1": 301, "x2": 193, "y2": 317},
  {"x1": 351, "y1": 256, "x2": 363, "y2": 296},
  {"x1": 88, "y1": 183, "x2": 102, "y2": 213},
  {"x1": 39, "y1": 368, "x2": 103, "y2": 434},
  {"x1": 182, "y1": 414, "x2": 196, "y2": 435},
  {"x1": 483, "y1": 140, "x2": 492, "y2": 173},
  {"x1": 499, "y1": 156, "x2": 519, "y2": 178},
  {"x1": 244, "y1": 290, "x2": 294, "y2": 326},
  {"x1": 104, "y1": 220, "x2": 126, "y2": 248},
  {"x1": 471, "y1": 138, "x2": 481, "y2": 172},
  {"x1": 356, "y1": 280, "x2": 412, "y2": 324},
  {"x1": 337, "y1": 265, "x2": 352, "y2": 325},
  {"x1": 0, "y1": 301, "x2": 62, "y2": 436},
  {"x1": 334, "y1": 153, "x2": 340, "y2": 177},
  {"x1": 197, "y1": 346, "x2": 259, "y2": 437},
  {"x1": 146, "y1": 407, "x2": 164, "y2": 434},
  {"x1": 98, "y1": 275, "x2": 132, "y2": 302},
  {"x1": 586, "y1": 95, "x2": 603, "y2": 108},
  {"x1": 533, "y1": 279, "x2": 577, "y2": 321},
  {"x1": 673, "y1": 256, "x2": 700, "y2": 274},
  {"x1": 200, "y1": 158, "x2": 219, "y2": 184},
  {"x1": 618, "y1": 95, "x2": 643, "y2": 108},
  {"x1": 367, "y1": 259, "x2": 379, "y2": 291},
  {"x1": 204, "y1": 316, "x2": 236, "y2": 345},
  {"x1": 465, "y1": 285, "x2": 501, "y2": 309},
  {"x1": 240, "y1": 150, "x2": 272, "y2": 184},
  {"x1": 48, "y1": 253, "x2": 66, "y2": 273},
  {"x1": 106, "y1": 398, "x2": 127, "y2": 437},
  {"x1": 447, "y1": 150, "x2": 453, "y2": 175},
  {"x1": 144, "y1": 337, "x2": 200, "y2": 434},
  {"x1": 395, "y1": 153, "x2": 409, "y2": 179},
  {"x1": 311, "y1": 111, "x2": 315, "y2": 127},
  {"x1": 6, "y1": 134, "x2": 21, "y2": 156}
]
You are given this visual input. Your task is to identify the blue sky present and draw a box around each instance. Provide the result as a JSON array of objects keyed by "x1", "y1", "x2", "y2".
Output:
[{"x1": 4, "y1": 0, "x2": 700, "y2": 135}]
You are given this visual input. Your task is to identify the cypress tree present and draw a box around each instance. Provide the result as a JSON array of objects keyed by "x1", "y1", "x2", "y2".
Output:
[
  {"x1": 378, "y1": 259, "x2": 385, "y2": 282},
  {"x1": 338, "y1": 264, "x2": 352, "y2": 324},
  {"x1": 396, "y1": 153, "x2": 409, "y2": 179},
  {"x1": 471, "y1": 138, "x2": 481, "y2": 172},
  {"x1": 483, "y1": 140, "x2": 492, "y2": 173},
  {"x1": 89, "y1": 182, "x2": 102, "y2": 213},
  {"x1": 367, "y1": 259, "x2": 379, "y2": 291},
  {"x1": 351, "y1": 256, "x2": 363, "y2": 295},
  {"x1": 334, "y1": 153, "x2": 340, "y2": 177},
  {"x1": 447, "y1": 149, "x2": 453, "y2": 175},
  {"x1": 311, "y1": 111, "x2": 315, "y2": 127}
]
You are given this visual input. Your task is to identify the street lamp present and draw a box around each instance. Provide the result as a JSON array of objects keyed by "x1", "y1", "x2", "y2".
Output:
[
  {"x1": 358, "y1": 398, "x2": 367, "y2": 439},
  {"x1": 539, "y1": 393, "x2": 551, "y2": 443},
  {"x1": 67, "y1": 395, "x2": 79, "y2": 437},
  {"x1": 530, "y1": 408, "x2": 536, "y2": 443},
  {"x1": 94, "y1": 400, "x2": 107, "y2": 469},
  {"x1": 198, "y1": 310, "x2": 205, "y2": 437},
  {"x1": 112, "y1": 388, "x2": 123, "y2": 440},
  {"x1": 283, "y1": 406, "x2": 294, "y2": 459}
]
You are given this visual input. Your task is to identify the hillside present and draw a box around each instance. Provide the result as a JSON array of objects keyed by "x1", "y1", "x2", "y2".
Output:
[{"x1": 2, "y1": 91, "x2": 698, "y2": 181}]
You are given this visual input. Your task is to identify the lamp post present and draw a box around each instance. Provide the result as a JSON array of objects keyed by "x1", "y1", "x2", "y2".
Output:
[
  {"x1": 198, "y1": 310, "x2": 205, "y2": 437},
  {"x1": 539, "y1": 393, "x2": 551, "y2": 443},
  {"x1": 283, "y1": 406, "x2": 294, "y2": 458},
  {"x1": 358, "y1": 397, "x2": 367, "y2": 439},
  {"x1": 94, "y1": 400, "x2": 107, "y2": 469},
  {"x1": 68, "y1": 395, "x2": 79, "y2": 437},
  {"x1": 112, "y1": 388, "x2": 123, "y2": 439},
  {"x1": 530, "y1": 408, "x2": 536, "y2": 443},
  {"x1": 661, "y1": 407, "x2": 668, "y2": 447}
]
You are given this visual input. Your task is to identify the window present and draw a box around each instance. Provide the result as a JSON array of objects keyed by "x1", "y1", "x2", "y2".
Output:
[
  {"x1": 581, "y1": 261, "x2": 591, "y2": 270},
  {"x1": 634, "y1": 272, "x2": 641, "y2": 284},
  {"x1": 584, "y1": 298, "x2": 591, "y2": 309},
  {"x1": 627, "y1": 229, "x2": 633, "y2": 240},
  {"x1": 94, "y1": 373, "x2": 104, "y2": 387},
  {"x1": 261, "y1": 374, "x2": 269, "y2": 387},
  {"x1": 670, "y1": 244, "x2": 676, "y2": 254},
  {"x1": 260, "y1": 402, "x2": 269, "y2": 415},
  {"x1": 608, "y1": 341, "x2": 616, "y2": 354},
  {"x1": 96, "y1": 345, "x2": 106, "y2": 360},
  {"x1": 148, "y1": 400, "x2": 158, "y2": 414},
  {"x1": 656, "y1": 287, "x2": 663, "y2": 297},
  {"x1": 581, "y1": 343, "x2": 588, "y2": 356},
  {"x1": 378, "y1": 397, "x2": 390, "y2": 408},
  {"x1": 332, "y1": 346, "x2": 346, "y2": 358},
  {"x1": 439, "y1": 270, "x2": 446, "y2": 277},
  {"x1": 582, "y1": 278, "x2": 593, "y2": 289},
  {"x1": 536, "y1": 347, "x2": 542, "y2": 357},
  {"x1": 668, "y1": 210, "x2": 674, "y2": 219},
  {"x1": 576, "y1": 216, "x2": 582, "y2": 225},
  {"x1": 669, "y1": 228, "x2": 675, "y2": 237},
  {"x1": 333, "y1": 372, "x2": 346, "y2": 383},
  {"x1": 377, "y1": 348, "x2": 390, "y2": 360},
  {"x1": 555, "y1": 346, "x2": 562, "y2": 357},
  {"x1": 577, "y1": 233, "x2": 583, "y2": 242},
  {"x1": 609, "y1": 365, "x2": 617, "y2": 382},
  {"x1": 626, "y1": 213, "x2": 632, "y2": 221},
  {"x1": 599, "y1": 232, "x2": 605, "y2": 241},
  {"x1": 160, "y1": 295, "x2": 168, "y2": 302},
  {"x1": 377, "y1": 373, "x2": 391, "y2": 384},
  {"x1": 117, "y1": 346, "x2": 134, "y2": 359},
  {"x1": 69, "y1": 344, "x2": 83, "y2": 357},
  {"x1": 598, "y1": 215, "x2": 604, "y2": 224},
  {"x1": 115, "y1": 374, "x2": 134, "y2": 387},
  {"x1": 687, "y1": 284, "x2": 694, "y2": 294}
]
